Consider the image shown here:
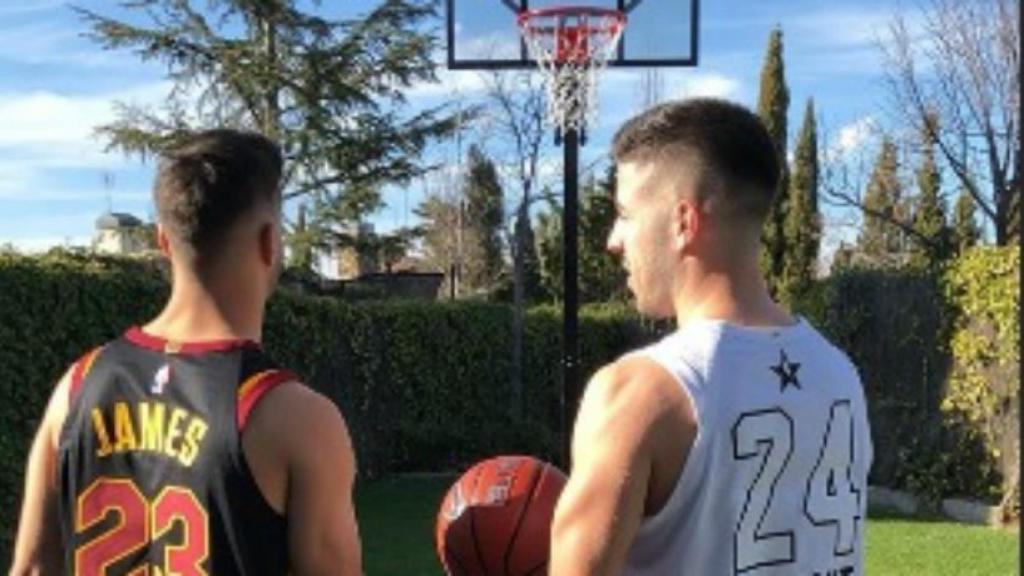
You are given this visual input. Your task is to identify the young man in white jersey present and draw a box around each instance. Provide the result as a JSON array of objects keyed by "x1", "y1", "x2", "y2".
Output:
[{"x1": 550, "y1": 98, "x2": 872, "y2": 575}]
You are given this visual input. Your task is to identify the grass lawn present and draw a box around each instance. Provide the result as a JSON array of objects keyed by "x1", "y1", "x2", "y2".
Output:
[
  {"x1": 866, "y1": 508, "x2": 1018, "y2": 575},
  {"x1": 356, "y1": 476, "x2": 1019, "y2": 575}
]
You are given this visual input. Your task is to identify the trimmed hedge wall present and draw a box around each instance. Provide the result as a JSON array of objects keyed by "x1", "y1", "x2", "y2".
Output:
[
  {"x1": 0, "y1": 246, "x2": 1016, "y2": 563},
  {"x1": 0, "y1": 251, "x2": 654, "y2": 564},
  {"x1": 793, "y1": 246, "x2": 1019, "y2": 508}
]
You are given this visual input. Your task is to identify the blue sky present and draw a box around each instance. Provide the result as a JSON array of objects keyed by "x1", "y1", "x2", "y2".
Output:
[{"x1": 0, "y1": 0, "x2": 915, "y2": 262}]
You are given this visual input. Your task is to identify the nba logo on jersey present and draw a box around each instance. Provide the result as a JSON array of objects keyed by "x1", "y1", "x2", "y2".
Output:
[{"x1": 152, "y1": 364, "x2": 171, "y2": 394}]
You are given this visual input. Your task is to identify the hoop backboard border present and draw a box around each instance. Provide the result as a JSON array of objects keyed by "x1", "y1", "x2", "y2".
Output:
[{"x1": 446, "y1": 0, "x2": 700, "y2": 70}]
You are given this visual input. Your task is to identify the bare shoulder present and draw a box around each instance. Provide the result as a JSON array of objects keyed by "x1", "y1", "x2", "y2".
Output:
[
  {"x1": 582, "y1": 355, "x2": 692, "y2": 428},
  {"x1": 43, "y1": 366, "x2": 75, "y2": 448},
  {"x1": 248, "y1": 382, "x2": 350, "y2": 447}
]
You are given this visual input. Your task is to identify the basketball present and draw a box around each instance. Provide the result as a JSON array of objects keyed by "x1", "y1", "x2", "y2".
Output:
[{"x1": 436, "y1": 455, "x2": 567, "y2": 576}]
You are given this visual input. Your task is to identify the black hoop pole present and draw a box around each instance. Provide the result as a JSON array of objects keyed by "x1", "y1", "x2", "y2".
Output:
[{"x1": 561, "y1": 126, "x2": 580, "y2": 470}]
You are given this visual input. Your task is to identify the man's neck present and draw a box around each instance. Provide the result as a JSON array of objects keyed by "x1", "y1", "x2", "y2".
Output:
[
  {"x1": 145, "y1": 279, "x2": 264, "y2": 343},
  {"x1": 674, "y1": 263, "x2": 793, "y2": 329}
]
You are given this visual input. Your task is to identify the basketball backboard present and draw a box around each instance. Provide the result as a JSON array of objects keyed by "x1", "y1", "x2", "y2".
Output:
[{"x1": 447, "y1": 0, "x2": 699, "y2": 70}]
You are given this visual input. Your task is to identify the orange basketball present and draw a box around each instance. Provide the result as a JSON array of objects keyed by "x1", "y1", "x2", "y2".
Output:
[{"x1": 436, "y1": 455, "x2": 567, "y2": 576}]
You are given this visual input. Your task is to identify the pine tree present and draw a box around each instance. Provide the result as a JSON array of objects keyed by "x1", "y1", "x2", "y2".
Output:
[
  {"x1": 461, "y1": 146, "x2": 505, "y2": 293},
  {"x1": 536, "y1": 196, "x2": 563, "y2": 301},
  {"x1": 520, "y1": 214, "x2": 543, "y2": 302},
  {"x1": 285, "y1": 202, "x2": 317, "y2": 271},
  {"x1": 953, "y1": 187, "x2": 982, "y2": 254},
  {"x1": 780, "y1": 99, "x2": 820, "y2": 304},
  {"x1": 908, "y1": 113, "x2": 950, "y2": 270},
  {"x1": 858, "y1": 137, "x2": 905, "y2": 265},
  {"x1": 76, "y1": 0, "x2": 458, "y2": 250},
  {"x1": 579, "y1": 165, "x2": 626, "y2": 302},
  {"x1": 756, "y1": 27, "x2": 791, "y2": 294},
  {"x1": 537, "y1": 167, "x2": 626, "y2": 303}
]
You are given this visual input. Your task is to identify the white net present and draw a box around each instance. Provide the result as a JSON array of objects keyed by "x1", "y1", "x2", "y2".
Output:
[{"x1": 517, "y1": 8, "x2": 625, "y2": 134}]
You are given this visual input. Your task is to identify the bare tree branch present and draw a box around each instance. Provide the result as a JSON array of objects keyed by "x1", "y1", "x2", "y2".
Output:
[{"x1": 879, "y1": 0, "x2": 1018, "y2": 243}]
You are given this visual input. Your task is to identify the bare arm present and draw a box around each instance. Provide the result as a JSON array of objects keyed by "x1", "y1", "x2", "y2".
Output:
[
  {"x1": 10, "y1": 371, "x2": 71, "y2": 576},
  {"x1": 279, "y1": 386, "x2": 362, "y2": 576},
  {"x1": 550, "y1": 357, "x2": 694, "y2": 576}
]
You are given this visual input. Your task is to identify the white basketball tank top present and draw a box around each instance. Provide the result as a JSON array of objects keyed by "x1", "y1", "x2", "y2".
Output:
[{"x1": 623, "y1": 318, "x2": 872, "y2": 576}]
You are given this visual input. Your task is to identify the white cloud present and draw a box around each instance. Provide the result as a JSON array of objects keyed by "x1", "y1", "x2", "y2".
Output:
[
  {"x1": 0, "y1": 82, "x2": 170, "y2": 198},
  {"x1": 675, "y1": 73, "x2": 742, "y2": 100},
  {"x1": 0, "y1": 83, "x2": 170, "y2": 146},
  {"x1": 826, "y1": 116, "x2": 877, "y2": 162},
  {"x1": 0, "y1": 81, "x2": 171, "y2": 246}
]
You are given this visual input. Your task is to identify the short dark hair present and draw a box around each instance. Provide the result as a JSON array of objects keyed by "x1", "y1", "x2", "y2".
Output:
[
  {"x1": 154, "y1": 129, "x2": 283, "y2": 258},
  {"x1": 611, "y1": 98, "x2": 781, "y2": 221}
]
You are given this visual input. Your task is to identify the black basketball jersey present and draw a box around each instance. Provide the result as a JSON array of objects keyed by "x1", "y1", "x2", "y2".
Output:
[{"x1": 58, "y1": 327, "x2": 297, "y2": 575}]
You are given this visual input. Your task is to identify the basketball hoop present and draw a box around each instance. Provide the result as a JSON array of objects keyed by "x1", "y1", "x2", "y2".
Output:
[{"x1": 517, "y1": 6, "x2": 626, "y2": 135}]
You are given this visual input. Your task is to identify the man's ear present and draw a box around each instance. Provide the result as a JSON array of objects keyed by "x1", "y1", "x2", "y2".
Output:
[
  {"x1": 258, "y1": 222, "x2": 276, "y2": 268},
  {"x1": 673, "y1": 198, "x2": 701, "y2": 252},
  {"x1": 156, "y1": 224, "x2": 172, "y2": 258}
]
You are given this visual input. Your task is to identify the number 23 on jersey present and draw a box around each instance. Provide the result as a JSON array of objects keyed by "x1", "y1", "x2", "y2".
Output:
[{"x1": 74, "y1": 478, "x2": 208, "y2": 576}]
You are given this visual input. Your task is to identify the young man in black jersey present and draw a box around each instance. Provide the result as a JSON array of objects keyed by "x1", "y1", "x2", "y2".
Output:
[{"x1": 11, "y1": 129, "x2": 362, "y2": 575}]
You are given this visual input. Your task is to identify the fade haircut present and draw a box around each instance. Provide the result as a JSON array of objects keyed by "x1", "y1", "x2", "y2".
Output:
[
  {"x1": 154, "y1": 129, "x2": 283, "y2": 261},
  {"x1": 611, "y1": 98, "x2": 781, "y2": 223}
]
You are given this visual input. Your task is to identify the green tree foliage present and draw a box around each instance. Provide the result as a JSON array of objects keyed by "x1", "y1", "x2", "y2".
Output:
[
  {"x1": 858, "y1": 137, "x2": 906, "y2": 265},
  {"x1": 285, "y1": 203, "x2": 316, "y2": 271},
  {"x1": 536, "y1": 193, "x2": 563, "y2": 301},
  {"x1": 76, "y1": 0, "x2": 458, "y2": 241},
  {"x1": 536, "y1": 167, "x2": 625, "y2": 303},
  {"x1": 953, "y1": 187, "x2": 982, "y2": 255},
  {"x1": 909, "y1": 113, "x2": 950, "y2": 270},
  {"x1": 461, "y1": 146, "x2": 505, "y2": 293},
  {"x1": 780, "y1": 99, "x2": 820, "y2": 304},
  {"x1": 580, "y1": 166, "x2": 626, "y2": 303},
  {"x1": 415, "y1": 193, "x2": 460, "y2": 294},
  {"x1": 519, "y1": 212, "x2": 543, "y2": 302},
  {"x1": 756, "y1": 27, "x2": 790, "y2": 294}
]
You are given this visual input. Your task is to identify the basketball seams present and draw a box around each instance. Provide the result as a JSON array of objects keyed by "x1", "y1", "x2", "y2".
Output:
[
  {"x1": 468, "y1": 465, "x2": 491, "y2": 576},
  {"x1": 439, "y1": 457, "x2": 564, "y2": 576},
  {"x1": 445, "y1": 545, "x2": 471, "y2": 576},
  {"x1": 503, "y1": 460, "x2": 544, "y2": 575}
]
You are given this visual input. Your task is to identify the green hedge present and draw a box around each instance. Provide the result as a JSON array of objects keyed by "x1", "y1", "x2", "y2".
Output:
[
  {"x1": 792, "y1": 246, "x2": 1019, "y2": 507},
  {"x1": 0, "y1": 251, "x2": 654, "y2": 564},
  {"x1": 942, "y1": 247, "x2": 1019, "y2": 510},
  {"x1": 1, "y1": 246, "x2": 1016, "y2": 563}
]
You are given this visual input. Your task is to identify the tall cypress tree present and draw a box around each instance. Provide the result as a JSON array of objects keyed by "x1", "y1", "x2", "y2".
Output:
[
  {"x1": 520, "y1": 214, "x2": 543, "y2": 302},
  {"x1": 909, "y1": 113, "x2": 949, "y2": 270},
  {"x1": 780, "y1": 99, "x2": 820, "y2": 304},
  {"x1": 579, "y1": 165, "x2": 626, "y2": 303},
  {"x1": 756, "y1": 27, "x2": 791, "y2": 295},
  {"x1": 462, "y1": 145, "x2": 505, "y2": 293},
  {"x1": 953, "y1": 187, "x2": 982, "y2": 254},
  {"x1": 858, "y1": 137, "x2": 904, "y2": 264}
]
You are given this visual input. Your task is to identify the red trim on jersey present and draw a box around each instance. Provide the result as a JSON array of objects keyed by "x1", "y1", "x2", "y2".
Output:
[
  {"x1": 69, "y1": 347, "x2": 103, "y2": 402},
  {"x1": 237, "y1": 370, "x2": 299, "y2": 431},
  {"x1": 125, "y1": 326, "x2": 259, "y2": 355}
]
